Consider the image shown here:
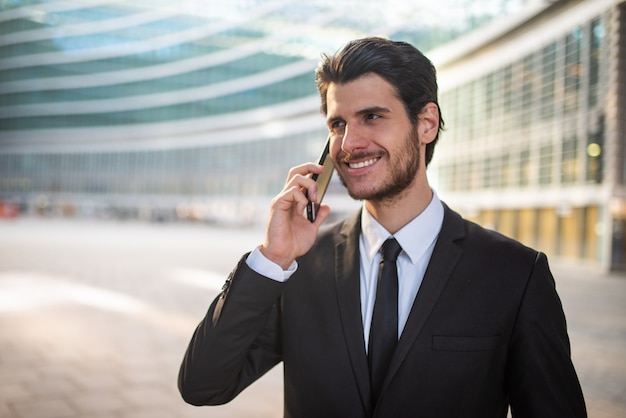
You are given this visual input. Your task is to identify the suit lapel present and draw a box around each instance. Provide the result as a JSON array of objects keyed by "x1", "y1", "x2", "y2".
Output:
[
  {"x1": 384, "y1": 205, "x2": 466, "y2": 388},
  {"x1": 334, "y1": 211, "x2": 373, "y2": 414}
]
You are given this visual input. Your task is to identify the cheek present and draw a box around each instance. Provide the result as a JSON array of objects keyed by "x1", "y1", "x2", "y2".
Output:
[{"x1": 329, "y1": 138, "x2": 343, "y2": 160}]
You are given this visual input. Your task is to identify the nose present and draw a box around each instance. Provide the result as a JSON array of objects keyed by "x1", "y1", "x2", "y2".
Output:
[{"x1": 340, "y1": 124, "x2": 367, "y2": 155}]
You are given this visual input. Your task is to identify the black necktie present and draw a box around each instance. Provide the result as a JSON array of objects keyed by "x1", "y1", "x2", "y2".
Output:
[{"x1": 368, "y1": 237, "x2": 402, "y2": 403}]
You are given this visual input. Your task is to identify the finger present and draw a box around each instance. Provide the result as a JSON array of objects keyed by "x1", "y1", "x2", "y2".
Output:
[
  {"x1": 285, "y1": 173, "x2": 319, "y2": 202},
  {"x1": 273, "y1": 184, "x2": 310, "y2": 214},
  {"x1": 286, "y1": 163, "x2": 324, "y2": 185}
]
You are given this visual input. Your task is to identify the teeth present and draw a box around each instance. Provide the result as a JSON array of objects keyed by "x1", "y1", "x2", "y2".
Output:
[{"x1": 349, "y1": 158, "x2": 378, "y2": 169}]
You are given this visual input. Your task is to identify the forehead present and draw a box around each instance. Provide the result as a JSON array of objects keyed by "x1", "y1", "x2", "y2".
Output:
[{"x1": 326, "y1": 73, "x2": 401, "y2": 116}]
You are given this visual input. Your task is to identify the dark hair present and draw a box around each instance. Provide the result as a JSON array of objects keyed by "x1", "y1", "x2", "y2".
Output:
[{"x1": 315, "y1": 37, "x2": 444, "y2": 166}]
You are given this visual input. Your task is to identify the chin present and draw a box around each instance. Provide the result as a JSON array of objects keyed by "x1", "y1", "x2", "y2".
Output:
[
  {"x1": 340, "y1": 175, "x2": 382, "y2": 200},
  {"x1": 346, "y1": 186, "x2": 381, "y2": 201}
]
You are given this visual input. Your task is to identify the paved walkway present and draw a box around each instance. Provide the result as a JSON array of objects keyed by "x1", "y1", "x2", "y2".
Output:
[{"x1": 0, "y1": 218, "x2": 624, "y2": 418}]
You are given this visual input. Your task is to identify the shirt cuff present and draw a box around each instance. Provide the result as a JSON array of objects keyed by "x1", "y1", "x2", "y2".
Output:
[{"x1": 246, "y1": 246, "x2": 298, "y2": 282}]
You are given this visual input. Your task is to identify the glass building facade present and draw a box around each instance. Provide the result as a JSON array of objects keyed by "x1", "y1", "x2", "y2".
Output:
[
  {"x1": 0, "y1": 0, "x2": 624, "y2": 270},
  {"x1": 1, "y1": 0, "x2": 516, "y2": 224},
  {"x1": 432, "y1": 0, "x2": 625, "y2": 270}
]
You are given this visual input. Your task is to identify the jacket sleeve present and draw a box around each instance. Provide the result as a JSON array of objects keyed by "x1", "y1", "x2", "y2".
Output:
[
  {"x1": 178, "y1": 255, "x2": 285, "y2": 406},
  {"x1": 507, "y1": 252, "x2": 587, "y2": 417}
]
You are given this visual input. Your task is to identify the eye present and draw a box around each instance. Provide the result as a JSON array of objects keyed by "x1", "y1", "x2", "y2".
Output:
[
  {"x1": 366, "y1": 113, "x2": 381, "y2": 121},
  {"x1": 330, "y1": 120, "x2": 346, "y2": 133}
]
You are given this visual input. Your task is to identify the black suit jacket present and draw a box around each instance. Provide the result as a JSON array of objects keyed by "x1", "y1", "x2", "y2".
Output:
[{"x1": 179, "y1": 205, "x2": 586, "y2": 417}]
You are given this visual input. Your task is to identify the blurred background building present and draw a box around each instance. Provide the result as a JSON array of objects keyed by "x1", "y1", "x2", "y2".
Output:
[
  {"x1": 432, "y1": 0, "x2": 625, "y2": 272},
  {"x1": 0, "y1": 0, "x2": 624, "y2": 271}
]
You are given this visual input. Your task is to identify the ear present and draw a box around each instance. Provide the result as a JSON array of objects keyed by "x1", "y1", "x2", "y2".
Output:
[{"x1": 417, "y1": 102, "x2": 439, "y2": 145}]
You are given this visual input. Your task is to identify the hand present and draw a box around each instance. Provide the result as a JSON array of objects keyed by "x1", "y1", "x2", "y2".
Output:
[{"x1": 260, "y1": 163, "x2": 331, "y2": 269}]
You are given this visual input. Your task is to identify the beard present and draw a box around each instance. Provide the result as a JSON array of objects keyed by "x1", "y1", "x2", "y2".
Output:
[{"x1": 337, "y1": 127, "x2": 421, "y2": 204}]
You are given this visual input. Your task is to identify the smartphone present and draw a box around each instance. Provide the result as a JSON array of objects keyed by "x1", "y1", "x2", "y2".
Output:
[{"x1": 306, "y1": 136, "x2": 334, "y2": 222}]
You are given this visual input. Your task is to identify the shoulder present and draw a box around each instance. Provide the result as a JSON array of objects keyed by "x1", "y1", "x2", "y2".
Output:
[
  {"x1": 441, "y1": 204, "x2": 540, "y2": 270},
  {"x1": 313, "y1": 210, "x2": 360, "y2": 248}
]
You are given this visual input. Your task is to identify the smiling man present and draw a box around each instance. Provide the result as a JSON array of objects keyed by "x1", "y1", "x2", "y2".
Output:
[{"x1": 178, "y1": 37, "x2": 587, "y2": 418}]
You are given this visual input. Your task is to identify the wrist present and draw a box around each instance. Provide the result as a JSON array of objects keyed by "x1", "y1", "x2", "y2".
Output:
[{"x1": 259, "y1": 245, "x2": 295, "y2": 271}]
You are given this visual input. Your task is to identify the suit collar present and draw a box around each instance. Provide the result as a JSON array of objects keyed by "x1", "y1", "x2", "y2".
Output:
[
  {"x1": 360, "y1": 192, "x2": 444, "y2": 265},
  {"x1": 339, "y1": 209, "x2": 361, "y2": 239}
]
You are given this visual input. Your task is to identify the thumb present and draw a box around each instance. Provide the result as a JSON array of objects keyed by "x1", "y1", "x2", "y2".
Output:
[{"x1": 312, "y1": 204, "x2": 331, "y2": 226}]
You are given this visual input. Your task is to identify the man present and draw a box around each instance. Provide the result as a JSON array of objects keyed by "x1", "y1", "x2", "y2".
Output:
[{"x1": 178, "y1": 37, "x2": 587, "y2": 417}]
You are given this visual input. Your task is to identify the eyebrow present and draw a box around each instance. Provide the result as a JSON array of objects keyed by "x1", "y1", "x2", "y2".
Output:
[
  {"x1": 327, "y1": 106, "x2": 392, "y2": 125},
  {"x1": 356, "y1": 106, "x2": 391, "y2": 116}
]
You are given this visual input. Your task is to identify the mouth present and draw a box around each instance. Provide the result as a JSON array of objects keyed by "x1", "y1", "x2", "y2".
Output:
[
  {"x1": 347, "y1": 157, "x2": 380, "y2": 169},
  {"x1": 340, "y1": 151, "x2": 383, "y2": 171}
]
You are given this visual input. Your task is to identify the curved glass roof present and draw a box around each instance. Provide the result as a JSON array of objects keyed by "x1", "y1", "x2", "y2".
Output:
[{"x1": 0, "y1": 0, "x2": 527, "y2": 150}]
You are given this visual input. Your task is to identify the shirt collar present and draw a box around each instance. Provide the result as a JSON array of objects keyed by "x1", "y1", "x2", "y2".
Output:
[{"x1": 361, "y1": 190, "x2": 444, "y2": 265}]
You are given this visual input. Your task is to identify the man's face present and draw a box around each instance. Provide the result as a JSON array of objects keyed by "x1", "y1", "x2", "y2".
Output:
[{"x1": 325, "y1": 73, "x2": 422, "y2": 203}]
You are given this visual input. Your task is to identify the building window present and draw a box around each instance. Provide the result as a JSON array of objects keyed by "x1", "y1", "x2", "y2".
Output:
[
  {"x1": 561, "y1": 136, "x2": 579, "y2": 184},
  {"x1": 519, "y1": 148, "x2": 531, "y2": 187},
  {"x1": 563, "y1": 27, "x2": 583, "y2": 116},
  {"x1": 538, "y1": 144, "x2": 553, "y2": 186},
  {"x1": 586, "y1": 115, "x2": 604, "y2": 184},
  {"x1": 588, "y1": 17, "x2": 604, "y2": 108},
  {"x1": 540, "y1": 42, "x2": 557, "y2": 120},
  {"x1": 520, "y1": 55, "x2": 536, "y2": 128}
]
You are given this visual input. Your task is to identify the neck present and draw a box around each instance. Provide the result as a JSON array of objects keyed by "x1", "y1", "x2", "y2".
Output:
[{"x1": 365, "y1": 177, "x2": 433, "y2": 234}]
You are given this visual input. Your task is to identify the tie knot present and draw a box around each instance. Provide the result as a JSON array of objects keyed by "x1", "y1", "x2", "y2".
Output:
[{"x1": 380, "y1": 238, "x2": 402, "y2": 262}]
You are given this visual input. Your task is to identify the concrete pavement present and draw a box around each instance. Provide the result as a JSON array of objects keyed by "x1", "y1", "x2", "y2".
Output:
[{"x1": 0, "y1": 218, "x2": 624, "y2": 417}]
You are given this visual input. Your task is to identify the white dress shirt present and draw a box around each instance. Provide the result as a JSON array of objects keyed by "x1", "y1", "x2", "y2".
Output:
[
  {"x1": 359, "y1": 192, "x2": 444, "y2": 350},
  {"x1": 246, "y1": 191, "x2": 444, "y2": 352}
]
